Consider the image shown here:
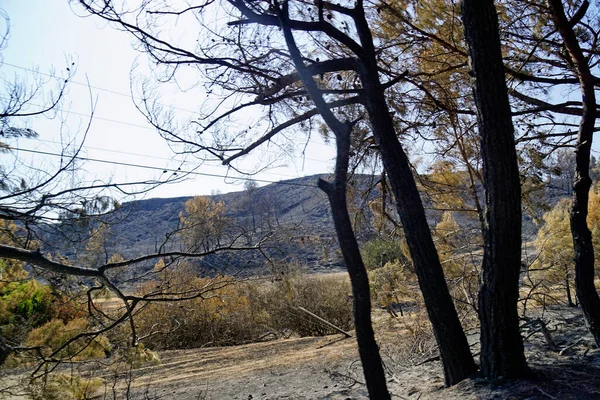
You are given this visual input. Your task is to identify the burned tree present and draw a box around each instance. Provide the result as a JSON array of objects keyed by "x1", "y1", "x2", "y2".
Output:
[
  {"x1": 462, "y1": 0, "x2": 528, "y2": 379},
  {"x1": 546, "y1": 0, "x2": 600, "y2": 346},
  {"x1": 79, "y1": 0, "x2": 477, "y2": 386}
]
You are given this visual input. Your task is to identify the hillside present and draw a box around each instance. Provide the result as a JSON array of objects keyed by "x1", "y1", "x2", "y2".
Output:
[
  {"x1": 41, "y1": 173, "x2": 570, "y2": 278},
  {"x1": 108, "y1": 174, "x2": 346, "y2": 275},
  {"x1": 42, "y1": 175, "x2": 376, "y2": 277}
]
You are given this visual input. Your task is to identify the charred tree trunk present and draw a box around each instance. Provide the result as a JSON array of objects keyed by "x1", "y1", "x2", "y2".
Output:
[
  {"x1": 318, "y1": 131, "x2": 391, "y2": 400},
  {"x1": 462, "y1": 0, "x2": 528, "y2": 379},
  {"x1": 0, "y1": 331, "x2": 10, "y2": 367},
  {"x1": 564, "y1": 265, "x2": 575, "y2": 307},
  {"x1": 353, "y1": 4, "x2": 477, "y2": 387},
  {"x1": 548, "y1": 0, "x2": 600, "y2": 346},
  {"x1": 276, "y1": 5, "x2": 391, "y2": 398},
  {"x1": 363, "y1": 81, "x2": 477, "y2": 386}
]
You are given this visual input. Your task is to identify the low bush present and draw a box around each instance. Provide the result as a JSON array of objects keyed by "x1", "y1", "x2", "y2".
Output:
[
  {"x1": 134, "y1": 272, "x2": 268, "y2": 349},
  {"x1": 0, "y1": 280, "x2": 54, "y2": 328},
  {"x1": 368, "y1": 261, "x2": 417, "y2": 310},
  {"x1": 25, "y1": 318, "x2": 110, "y2": 361},
  {"x1": 27, "y1": 374, "x2": 103, "y2": 400},
  {"x1": 361, "y1": 238, "x2": 409, "y2": 271},
  {"x1": 123, "y1": 343, "x2": 161, "y2": 368},
  {"x1": 255, "y1": 273, "x2": 353, "y2": 337},
  {"x1": 1, "y1": 278, "x2": 87, "y2": 368},
  {"x1": 134, "y1": 269, "x2": 353, "y2": 350}
]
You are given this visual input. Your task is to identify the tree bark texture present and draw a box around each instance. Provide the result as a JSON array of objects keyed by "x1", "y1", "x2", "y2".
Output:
[
  {"x1": 353, "y1": 5, "x2": 477, "y2": 387},
  {"x1": 462, "y1": 0, "x2": 528, "y2": 379},
  {"x1": 547, "y1": 0, "x2": 600, "y2": 346},
  {"x1": 318, "y1": 166, "x2": 391, "y2": 400},
  {"x1": 0, "y1": 333, "x2": 10, "y2": 367},
  {"x1": 275, "y1": 6, "x2": 392, "y2": 398}
]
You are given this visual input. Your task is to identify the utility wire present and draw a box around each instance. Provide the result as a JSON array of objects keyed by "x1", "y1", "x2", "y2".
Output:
[
  {"x1": 2, "y1": 61, "x2": 334, "y2": 149},
  {"x1": 2, "y1": 61, "x2": 201, "y2": 116},
  {"x1": 0, "y1": 90, "x2": 332, "y2": 164},
  {"x1": 10, "y1": 146, "x2": 320, "y2": 188},
  {"x1": 32, "y1": 139, "x2": 300, "y2": 179},
  {"x1": 0, "y1": 98, "x2": 332, "y2": 158},
  {"x1": 32, "y1": 138, "x2": 332, "y2": 167}
]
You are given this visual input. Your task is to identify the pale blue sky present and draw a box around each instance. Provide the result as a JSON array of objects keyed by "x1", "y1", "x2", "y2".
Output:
[
  {"x1": 3, "y1": 1, "x2": 594, "y2": 203},
  {"x1": 0, "y1": 1, "x2": 336, "y2": 200}
]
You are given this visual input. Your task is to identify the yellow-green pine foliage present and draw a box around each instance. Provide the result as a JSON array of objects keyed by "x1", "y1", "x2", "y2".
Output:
[
  {"x1": 179, "y1": 196, "x2": 229, "y2": 251},
  {"x1": 25, "y1": 318, "x2": 110, "y2": 360},
  {"x1": 533, "y1": 185, "x2": 600, "y2": 295},
  {"x1": 27, "y1": 374, "x2": 103, "y2": 400}
]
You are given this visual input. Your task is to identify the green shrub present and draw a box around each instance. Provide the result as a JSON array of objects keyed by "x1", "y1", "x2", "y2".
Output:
[
  {"x1": 0, "y1": 279, "x2": 85, "y2": 356},
  {"x1": 361, "y1": 238, "x2": 408, "y2": 271},
  {"x1": 123, "y1": 343, "x2": 161, "y2": 368},
  {"x1": 25, "y1": 318, "x2": 110, "y2": 361},
  {"x1": 369, "y1": 261, "x2": 417, "y2": 308},
  {"x1": 0, "y1": 280, "x2": 53, "y2": 326},
  {"x1": 27, "y1": 374, "x2": 103, "y2": 400}
]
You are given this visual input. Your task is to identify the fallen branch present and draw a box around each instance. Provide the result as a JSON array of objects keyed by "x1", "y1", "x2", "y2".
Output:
[
  {"x1": 537, "y1": 387, "x2": 559, "y2": 399},
  {"x1": 296, "y1": 306, "x2": 353, "y2": 338},
  {"x1": 415, "y1": 354, "x2": 440, "y2": 366},
  {"x1": 559, "y1": 338, "x2": 584, "y2": 356},
  {"x1": 535, "y1": 318, "x2": 558, "y2": 351}
]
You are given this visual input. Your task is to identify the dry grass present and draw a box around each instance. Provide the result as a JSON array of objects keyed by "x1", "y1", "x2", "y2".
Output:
[
  {"x1": 4, "y1": 301, "x2": 600, "y2": 399},
  {"x1": 4, "y1": 271, "x2": 600, "y2": 399}
]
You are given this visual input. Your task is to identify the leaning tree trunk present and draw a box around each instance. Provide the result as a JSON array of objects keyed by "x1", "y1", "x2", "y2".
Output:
[
  {"x1": 548, "y1": 0, "x2": 600, "y2": 346},
  {"x1": 352, "y1": 4, "x2": 477, "y2": 387},
  {"x1": 276, "y1": 5, "x2": 391, "y2": 398},
  {"x1": 363, "y1": 81, "x2": 478, "y2": 386},
  {"x1": 318, "y1": 128, "x2": 391, "y2": 400},
  {"x1": 462, "y1": 0, "x2": 528, "y2": 379}
]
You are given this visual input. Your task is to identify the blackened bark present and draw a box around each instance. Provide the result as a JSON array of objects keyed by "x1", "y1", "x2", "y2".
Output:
[
  {"x1": 461, "y1": 0, "x2": 528, "y2": 379},
  {"x1": 276, "y1": 5, "x2": 391, "y2": 398},
  {"x1": 548, "y1": 0, "x2": 600, "y2": 346},
  {"x1": 366, "y1": 86, "x2": 477, "y2": 387},
  {"x1": 0, "y1": 332, "x2": 10, "y2": 367},
  {"x1": 353, "y1": 4, "x2": 477, "y2": 386},
  {"x1": 318, "y1": 130, "x2": 391, "y2": 400},
  {"x1": 564, "y1": 265, "x2": 575, "y2": 307}
]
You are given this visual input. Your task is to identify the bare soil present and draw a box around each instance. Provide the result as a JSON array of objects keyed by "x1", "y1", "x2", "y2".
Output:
[
  {"x1": 104, "y1": 306, "x2": 600, "y2": 399},
  {"x1": 3, "y1": 305, "x2": 600, "y2": 399}
]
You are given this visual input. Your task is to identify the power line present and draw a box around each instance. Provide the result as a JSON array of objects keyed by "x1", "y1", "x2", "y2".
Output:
[
  {"x1": 10, "y1": 146, "x2": 320, "y2": 188},
  {"x1": 33, "y1": 138, "x2": 310, "y2": 180},
  {"x1": 32, "y1": 138, "x2": 331, "y2": 167},
  {"x1": 2, "y1": 61, "x2": 201, "y2": 116},
  {"x1": 0, "y1": 92, "x2": 332, "y2": 166},
  {"x1": 2, "y1": 61, "x2": 334, "y2": 150},
  {"x1": 1, "y1": 98, "x2": 332, "y2": 163}
]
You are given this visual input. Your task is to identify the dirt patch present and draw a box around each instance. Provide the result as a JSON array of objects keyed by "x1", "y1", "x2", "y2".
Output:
[
  {"x1": 4, "y1": 306, "x2": 600, "y2": 399},
  {"x1": 115, "y1": 335, "x2": 363, "y2": 399},
  {"x1": 122, "y1": 306, "x2": 600, "y2": 400}
]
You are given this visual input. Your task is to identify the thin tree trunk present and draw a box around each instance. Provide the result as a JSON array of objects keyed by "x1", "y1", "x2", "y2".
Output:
[
  {"x1": 456, "y1": 137, "x2": 486, "y2": 235},
  {"x1": 276, "y1": 5, "x2": 391, "y2": 398},
  {"x1": 364, "y1": 82, "x2": 478, "y2": 386},
  {"x1": 547, "y1": 0, "x2": 600, "y2": 346},
  {"x1": 0, "y1": 332, "x2": 10, "y2": 367},
  {"x1": 318, "y1": 131, "x2": 391, "y2": 400},
  {"x1": 564, "y1": 265, "x2": 575, "y2": 307},
  {"x1": 353, "y1": 4, "x2": 477, "y2": 386},
  {"x1": 462, "y1": 0, "x2": 528, "y2": 379}
]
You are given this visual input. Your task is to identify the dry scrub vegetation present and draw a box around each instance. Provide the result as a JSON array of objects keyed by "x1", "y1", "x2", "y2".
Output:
[
  {"x1": 0, "y1": 268, "x2": 357, "y2": 399},
  {"x1": 2, "y1": 246, "x2": 600, "y2": 399},
  {"x1": 133, "y1": 267, "x2": 354, "y2": 350}
]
